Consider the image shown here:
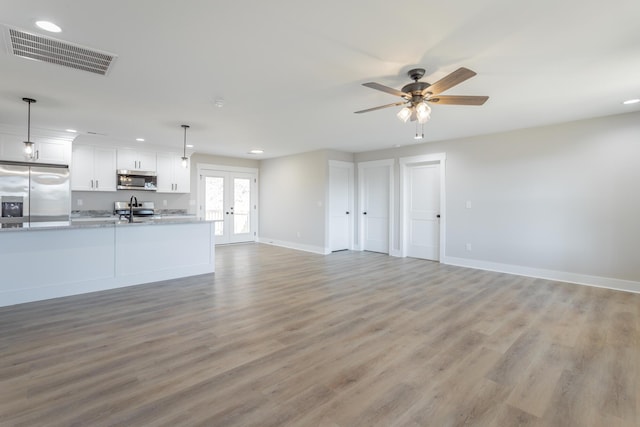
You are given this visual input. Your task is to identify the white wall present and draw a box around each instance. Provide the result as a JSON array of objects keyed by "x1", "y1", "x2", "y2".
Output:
[
  {"x1": 258, "y1": 150, "x2": 353, "y2": 253},
  {"x1": 355, "y1": 111, "x2": 640, "y2": 287}
]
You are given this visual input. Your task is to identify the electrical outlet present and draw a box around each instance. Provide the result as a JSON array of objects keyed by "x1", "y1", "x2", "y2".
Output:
[
  {"x1": 296, "y1": 232, "x2": 301, "y2": 238},
  {"x1": 466, "y1": 243, "x2": 472, "y2": 251},
  {"x1": 77, "y1": 199, "x2": 83, "y2": 206},
  {"x1": 163, "y1": 200, "x2": 167, "y2": 207},
  {"x1": 466, "y1": 200, "x2": 472, "y2": 209}
]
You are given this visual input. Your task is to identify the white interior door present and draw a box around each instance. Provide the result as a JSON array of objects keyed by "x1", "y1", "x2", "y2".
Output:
[
  {"x1": 329, "y1": 162, "x2": 354, "y2": 251},
  {"x1": 200, "y1": 170, "x2": 256, "y2": 244},
  {"x1": 360, "y1": 163, "x2": 391, "y2": 254},
  {"x1": 406, "y1": 163, "x2": 440, "y2": 260}
]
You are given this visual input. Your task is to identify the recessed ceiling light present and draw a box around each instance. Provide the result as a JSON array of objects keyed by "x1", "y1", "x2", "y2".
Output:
[
  {"x1": 35, "y1": 21, "x2": 61, "y2": 33},
  {"x1": 623, "y1": 98, "x2": 640, "y2": 105},
  {"x1": 136, "y1": 138, "x2": 145, "y2": 142},
  {"x1": 65, "y1": 129, "x2": 77, "y2": 133},
  {"x1": 249, "y1": 149, "x2": 264, "y2": 154},
  {"x1": 186, "y1": 144, "x2": 194, "y2": 148}
]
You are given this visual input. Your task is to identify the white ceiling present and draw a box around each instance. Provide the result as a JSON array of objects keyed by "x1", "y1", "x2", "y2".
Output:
[{"x1": 1, "y1": 0, "x2": 639, "y2": 159}]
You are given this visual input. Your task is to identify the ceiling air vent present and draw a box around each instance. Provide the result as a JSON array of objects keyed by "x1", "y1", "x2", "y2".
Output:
[{"x1": 4, "y1": 26, "x2": 117, "y2": 76}]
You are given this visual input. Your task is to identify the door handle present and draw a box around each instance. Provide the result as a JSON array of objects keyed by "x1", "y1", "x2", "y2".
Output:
[
  {"x1": 363, "y1": 212, "x2": 367, "y2": 215},
  {"x1": 226, "y1": 212, "x2": 229, "y2": 215},
  {"x1": 437, "y1": 214, "x2": 441, "y2": 218},
  {"x1": 346, "y1": 211, "x2": 350, "y2": 214}
]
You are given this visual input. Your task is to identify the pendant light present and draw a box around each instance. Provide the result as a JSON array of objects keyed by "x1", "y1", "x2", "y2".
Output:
[
  {"x1": 22, "y1": 97, "x2": 37, "y2": 160},
  {"x1": 181, "y1": 124, "x2": 189, "y2": 168}
]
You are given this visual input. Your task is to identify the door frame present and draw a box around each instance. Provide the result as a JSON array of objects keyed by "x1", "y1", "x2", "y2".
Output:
[
  {"x1": 357, "y1": 159, "x2": 394, "y2": 254},
  {"x1": 399, "y1": 153, "x2": 446, "y2": 260},
  {"x1": 196, "y1": 163, "x2": 259, "y2": 243},
  {"x1": 328, "y1": 160, "x2": 355, "y2": 251}
]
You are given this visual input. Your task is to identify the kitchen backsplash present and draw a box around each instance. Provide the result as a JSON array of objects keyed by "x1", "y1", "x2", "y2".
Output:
[{"x1": 72, "y1": 190, "x2": 193, "y2": 214}]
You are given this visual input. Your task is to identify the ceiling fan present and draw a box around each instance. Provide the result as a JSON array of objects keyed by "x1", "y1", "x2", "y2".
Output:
[{"x1": 355, "y1": 67, "x2": 488, "y2": 124}]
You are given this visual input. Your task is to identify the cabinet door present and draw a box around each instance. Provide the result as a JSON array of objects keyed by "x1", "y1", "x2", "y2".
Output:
[
  {"x1": 93, "y1": 147, "x2": 117, "y2": 191},
  {"x1": 137, "y1": 150, "x2": 156, "y2": 171},
  {"x1": 116, "y1": 148, "x2": 137, "y2": 170},
  {"x1": 71, "y1": 145, "x2": 95, "y2": 191},
  {"x1": 174, "y1": 158, "x2": 190, "y2": 193},
  {"x1": 36, "y1": 140, "x2": 71, "y2": 165},
  {"x1": 155, "y1": 152, "x2": 175, "y2": 193},
  {"x1": 0, "y1": 134, "x2": 28, "y2": 162}
]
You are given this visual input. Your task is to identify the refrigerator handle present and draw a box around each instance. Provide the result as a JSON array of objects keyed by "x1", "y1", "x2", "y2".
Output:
[{"x1": 91, "y1": 179, "x2": 94, "y2": 189}]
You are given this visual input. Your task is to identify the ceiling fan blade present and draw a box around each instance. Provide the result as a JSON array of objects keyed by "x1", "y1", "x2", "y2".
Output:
[
  {"x1": 422, "y1": 67, "x2": 477, "y2": 96},
  {"x1": 354, "y1": 101, "x2": 406, "y2": 114},
  {"x1": 362, "y1": 82, "x2": 410, "y2": 98},
  {"x1": 428, "y1": 95, "x2": 489, "y2": 105}
]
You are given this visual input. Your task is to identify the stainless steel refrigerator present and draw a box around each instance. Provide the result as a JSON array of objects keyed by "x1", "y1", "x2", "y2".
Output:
[{"x1": 0, "y1": 161, "x2": 70, "y2": 228}]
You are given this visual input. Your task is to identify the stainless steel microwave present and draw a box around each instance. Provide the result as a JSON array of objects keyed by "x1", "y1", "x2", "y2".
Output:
[{"x1": 116, "y1": 170, "x2": 157, "y2": 191}]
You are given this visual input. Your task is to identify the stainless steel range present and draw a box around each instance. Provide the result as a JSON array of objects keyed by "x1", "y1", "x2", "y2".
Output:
[{"x1": 114, "y1": 201, "x2": 155, "y2": 220}]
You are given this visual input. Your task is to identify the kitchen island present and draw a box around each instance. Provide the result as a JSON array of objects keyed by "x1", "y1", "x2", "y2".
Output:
[{"x1": 0, "y1": 218, "x2": 215, "y2": 307}]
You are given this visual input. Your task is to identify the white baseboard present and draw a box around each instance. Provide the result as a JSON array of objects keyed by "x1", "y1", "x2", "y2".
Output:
[
  {"x1": 257, "y1": 237, "x2": 330, "y2": 255},
  {"x1": 389, "y1": 249, "x2": 402, "y2": 257},
  {"x1": 442, "y1": 256, "x2": 640, "y2": 294}
]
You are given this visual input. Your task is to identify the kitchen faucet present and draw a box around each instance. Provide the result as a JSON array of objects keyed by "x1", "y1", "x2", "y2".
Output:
[{"x1": 128, "y1": 195, "x2": 138, "y2": 223}]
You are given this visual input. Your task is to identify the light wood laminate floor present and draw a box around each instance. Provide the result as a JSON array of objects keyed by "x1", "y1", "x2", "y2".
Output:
[{"x1": 1, "y1": 243, "x2": 639, "y2": 426}]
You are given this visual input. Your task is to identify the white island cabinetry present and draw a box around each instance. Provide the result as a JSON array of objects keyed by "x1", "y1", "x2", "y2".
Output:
[
  {"x1": 0, "y1": 220, "x2": 215, "y2": 307},
  {"x1": 156, "y1": 152, "x2": 190, "y2": 193},
  {"x1": 71, "y1": 145, "x2": 117, "y2": 191}
]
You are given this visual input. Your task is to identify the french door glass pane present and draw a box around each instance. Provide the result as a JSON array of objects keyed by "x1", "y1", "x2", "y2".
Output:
[
  {"x1": 233, "y1": 178, "x2": 250, "y2": 234},
  {"x1": 205, "y1": 176, "x2": 225, "y2": 236}
]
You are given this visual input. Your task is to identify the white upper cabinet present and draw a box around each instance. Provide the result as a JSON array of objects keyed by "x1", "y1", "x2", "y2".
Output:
[
  {"x1": 156, "y1": 152, "x2": 190, "y2": 193},
  {"x1": 0, "y1": 133, "x2": 71, "y2": 165},
  {"x1": 71, "y1": 145, "x2": 117, "y2": 191},
  {"x1": 116, "y1": 148, "x2": 156, "y2": 171}
]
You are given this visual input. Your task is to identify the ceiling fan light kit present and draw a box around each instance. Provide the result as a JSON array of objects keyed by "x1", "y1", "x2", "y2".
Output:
[{"x1": 356, "y1": 66, "x2": 488, "y2": 136}]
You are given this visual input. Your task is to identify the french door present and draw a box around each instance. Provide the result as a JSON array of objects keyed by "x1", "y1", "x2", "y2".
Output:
[{"x1": 199, "y1": 170, "x2": 257, "y2": 244}]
